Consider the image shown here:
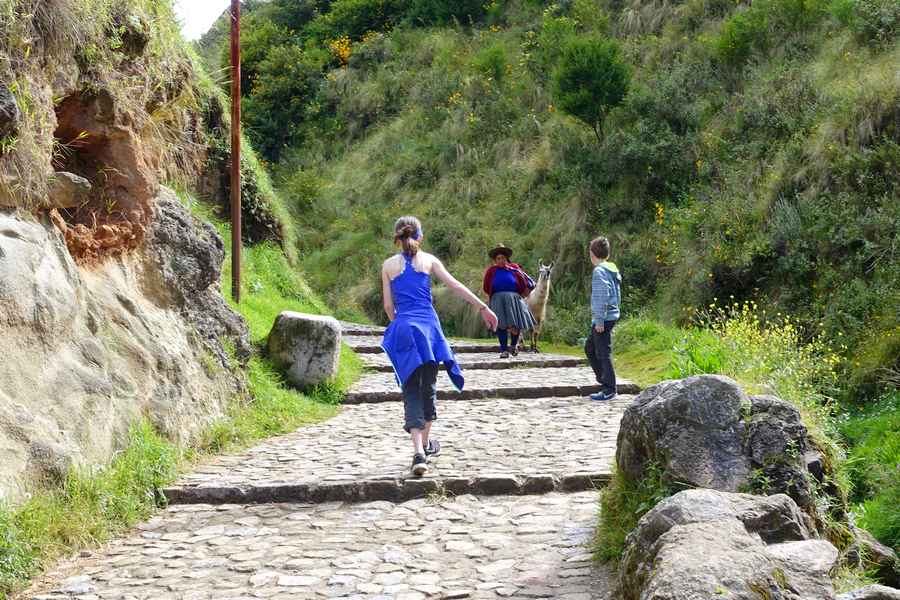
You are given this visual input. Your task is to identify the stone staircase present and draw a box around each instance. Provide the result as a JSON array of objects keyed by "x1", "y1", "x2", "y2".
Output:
[{"x1": 26, "y1": 323, "x2": 636, "y2": 600}]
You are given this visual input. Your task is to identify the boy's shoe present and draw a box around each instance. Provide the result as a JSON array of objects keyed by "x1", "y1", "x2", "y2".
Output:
[
  {"x1": 500, "y1": 351, "x2": 510, "y2": 358},
  {"x1": 590, "y1": 391, "x2": 617, "y2": 401},
  {"x1": 411, "y1": 453, "x2": 428, "y2": 477},
  {"x1": 424, "y1": 439, "x2": 441, "y2": 457}
]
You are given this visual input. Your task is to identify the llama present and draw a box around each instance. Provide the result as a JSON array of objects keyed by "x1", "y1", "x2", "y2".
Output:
[{"x1": 524, "y1": 261, "x2": 554, "y2": 353}]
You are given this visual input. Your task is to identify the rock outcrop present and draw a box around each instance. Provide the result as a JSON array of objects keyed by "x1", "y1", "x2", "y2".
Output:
[
  {"x1": 619, "y1": 489, "x2": 838, "y2": 600},
  {"x1": 267, "y1": 312, "x2": 341, "y2": 387},
  {"x1": 0, "y1": 186, "x2": 247, "y2": 501}
]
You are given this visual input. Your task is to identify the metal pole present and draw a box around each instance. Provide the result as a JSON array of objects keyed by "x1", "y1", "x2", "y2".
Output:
[{"x1": 230, "y1": 0, "x2": 242, "y2": 303}]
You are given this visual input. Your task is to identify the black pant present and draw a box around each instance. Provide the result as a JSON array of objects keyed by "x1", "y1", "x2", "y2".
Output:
[
  {"x1": 402, "y1": 362, "x2": 438, "y2": 432},
  {"x1": 585, "y1": 321, "x2": 616, "y2": 395}
]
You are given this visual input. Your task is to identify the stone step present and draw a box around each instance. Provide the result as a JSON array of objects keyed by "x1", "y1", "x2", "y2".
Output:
[
  {"x1": 26, "y1": 492, "x2": 614, "y2": 599},
  {"x1": 344, "y1": 335, "x2": 498, "y2": 354},
  {"x1": 163, "y1": 396, "x2": 632, "y2": 505},
  {"x1": 339, "y1": 321, "x2": 386, "y2": 336},
  {"x1": 360, "y1": 352, "x2": 589, "y2": 372},
  {"x1": 345, "y1": 366, "x2": 639, "y2": 404}
]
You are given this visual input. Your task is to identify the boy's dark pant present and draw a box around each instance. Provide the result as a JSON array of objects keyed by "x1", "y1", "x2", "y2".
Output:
[
  {"x1": 402, "y1": 362, "x2": 438, "y2": 432},
  {"x1": 585, "y1": 321, "x2": 617, "y2": 395}
]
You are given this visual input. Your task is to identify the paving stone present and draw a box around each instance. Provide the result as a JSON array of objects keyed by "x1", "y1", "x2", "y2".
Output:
[
  {"x1": 346, "y1": 366, "x2": 639, "y2": 403},
  {"x1": 25, "y1": 494, "x2": 614, "y2": 599},
  {"x1": 165, "y1": 396, "x2": 631, "y2": 504}
]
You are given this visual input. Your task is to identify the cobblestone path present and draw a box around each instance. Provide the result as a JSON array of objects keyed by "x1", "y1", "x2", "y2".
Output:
[{"x1": 25, "y1": 325, "x2": 633, "y2": 600}]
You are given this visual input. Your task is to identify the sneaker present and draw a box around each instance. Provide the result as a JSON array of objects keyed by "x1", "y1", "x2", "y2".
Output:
[
  {"x1": 500, "y1": 351, "x2": 510, "y2": 358},
  {"x1": 424, "y1": 439, "x2": 441, "y2": 457},
  {"x1": 511, "y1": 346, "x2": 519, "y2": 356},
  {"x1": 590, "y1": 391, "x2": 617, "y2": 401},
  {"x1": 411, "y1": 453, "x2": 428, "y2": 477}
]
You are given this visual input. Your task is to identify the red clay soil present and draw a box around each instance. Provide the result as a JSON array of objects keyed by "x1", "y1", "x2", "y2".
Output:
[{"x1": 51, "y1": 90, "x2": 158, "y2": 263}]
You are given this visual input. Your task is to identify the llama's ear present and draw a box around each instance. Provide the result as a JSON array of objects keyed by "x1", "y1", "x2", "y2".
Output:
[{"x1": 548, "y1": 261, "x2": 555, "y2": 270}]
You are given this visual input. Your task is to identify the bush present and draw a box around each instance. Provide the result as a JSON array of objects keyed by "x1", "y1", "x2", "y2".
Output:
[
  {"x1": 309, "y1": 0, "x2": 408, "y2": 40},
  {"x1": 471, "y1": 42, "x2": 509, "y2": 82},
  {"x1": 408, "y1": 0, "x2": 486, "y2": 25},
  {"x1": 552, "y1": 35, "x2": 630, "y2": 141},
  {"x1": 830, "y1": 0, "x2": 900, "y2": 45}
]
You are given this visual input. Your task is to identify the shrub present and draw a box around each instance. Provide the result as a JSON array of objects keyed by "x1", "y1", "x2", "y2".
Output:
[
  {"x1": 408, "y1": 0, "x2": 486, "y2": 25},
  {"x1": 471, "y1": 42, "x2": 509, "y2": 82},
  {"x1": 309, "y1": 0, "x2": 408, "y2": 40},
  {"x1": 552, "y1": 35, "x2": 630, "y2": 142},
  {"x1": 830, "y1": 0, "x2": 900, "y2": 45}
]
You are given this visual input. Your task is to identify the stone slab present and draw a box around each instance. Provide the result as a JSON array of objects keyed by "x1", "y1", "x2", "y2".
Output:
[
  {"x1": 346, "y1": 367, "x2": 639, "y2": 403},
  {"x1": 344, "y1": 335, "x2": 498, "y2": 354},
  {"x1": 361, "y1": 352, "x2": 589, "y2": 372}
]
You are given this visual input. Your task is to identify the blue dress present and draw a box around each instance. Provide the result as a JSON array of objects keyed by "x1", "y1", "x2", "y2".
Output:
[{"x1": 381, "y1": 253, "x2": 464, "y2": 391}]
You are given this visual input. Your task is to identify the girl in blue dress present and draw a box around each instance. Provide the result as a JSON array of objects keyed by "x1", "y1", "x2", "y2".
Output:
[{"x1": 381, "y1": 216, "x2": 498, "y2": 477}]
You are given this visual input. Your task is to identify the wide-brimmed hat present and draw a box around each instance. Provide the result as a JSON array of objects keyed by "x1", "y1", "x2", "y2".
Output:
[{"x1": 488, "y1": 244, "x2": 513, "y2": 259}]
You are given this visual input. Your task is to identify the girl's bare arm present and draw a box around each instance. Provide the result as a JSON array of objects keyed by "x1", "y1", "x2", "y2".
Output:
[
  {"x1": 381, "y1": 263, "x2": 395, "y2": 321},
  {"x1": 431, "y1": 257, "x2": 498, "y2": 330}
]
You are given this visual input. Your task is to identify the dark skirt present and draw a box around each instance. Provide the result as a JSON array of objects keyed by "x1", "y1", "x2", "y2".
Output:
[{"x1": 490, "y1": 291, "x2": 537, "y2": 331}]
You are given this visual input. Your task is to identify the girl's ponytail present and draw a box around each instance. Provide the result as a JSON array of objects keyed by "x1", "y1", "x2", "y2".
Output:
[{"x1": 393, "y1": 216, "x2": 422, "y2": 256}]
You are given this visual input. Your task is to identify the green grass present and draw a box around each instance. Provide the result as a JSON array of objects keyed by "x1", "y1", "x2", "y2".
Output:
[
  {"x1": 840, "y1": 392, "x2": 900, "y2": 551},
  {"x1": 0, "y1": 421, "x2": 179, "y2": 596},
  {"x1": 595, "y1": 464, "x2": 676, "y2": 562}
]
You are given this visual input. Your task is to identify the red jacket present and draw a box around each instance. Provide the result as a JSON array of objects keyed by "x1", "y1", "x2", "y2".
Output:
[{"x1": 483, "y1": 263, "x2": 532, "y2": 297}]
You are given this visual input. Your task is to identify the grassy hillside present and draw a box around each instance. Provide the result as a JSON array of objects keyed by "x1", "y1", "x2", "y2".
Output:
[{"x1": 204, "y1": 0, "x2": 898, "y2": 401}]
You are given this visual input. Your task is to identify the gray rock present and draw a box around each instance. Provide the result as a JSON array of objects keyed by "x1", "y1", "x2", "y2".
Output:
[
  {"x1": 619, "y1": 489, "x2": 837, "y2": 600},
  {"x1": 844, "y1": 526, "x2": 900, "y2": 588},
  {"x1": 144, "y1": 187, "x2": 250, "y2": 361},
  {"x1": 766, "y1": 540, "x2": 839, "y2": 599},
  {"x1": 0, "y1": 85, "x2": 19, "y2": 138},
  {"x1": 747, "y1": 394, "x2": 812, "y2": 508},
  {"x1": 838, "y1": 585, "x2": 900, "y2": 600},
  {"x1": 268, "y1": 312, "x2": 341, "y2": 387},
  {"x1": 615, "y1": 375, "x2": 752, "y2": 490},
  {"x1": 46, "y1": 171, "x2": 92, "y2": 209}
]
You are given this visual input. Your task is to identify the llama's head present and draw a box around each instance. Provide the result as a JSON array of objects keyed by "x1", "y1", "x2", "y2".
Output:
[{"x1": 536, "y1": 260, "x2": 555, "y2": 283}]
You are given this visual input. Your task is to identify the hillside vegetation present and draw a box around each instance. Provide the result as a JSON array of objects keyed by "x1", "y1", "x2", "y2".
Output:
[{"x1": 203, "y1": 0, "x2": 898, "y2": 403}]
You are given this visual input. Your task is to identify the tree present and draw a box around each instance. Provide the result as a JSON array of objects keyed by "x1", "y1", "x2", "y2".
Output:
[{"x1": 552, "y1": 36, "x2": 630, "y2": 143}]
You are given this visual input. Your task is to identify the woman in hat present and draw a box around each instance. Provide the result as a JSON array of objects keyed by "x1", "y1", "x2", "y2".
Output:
[
  {"x1": 382, "y1": 216, "x2": 499, "y2": 477},
  {"x1": 482, "y1": 244, "x2": 537, "y2": 358}
]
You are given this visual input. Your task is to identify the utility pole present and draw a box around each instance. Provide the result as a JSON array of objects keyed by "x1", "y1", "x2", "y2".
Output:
[{"x1": 230, "y1": 0, "x2": 242, "y2": 303}]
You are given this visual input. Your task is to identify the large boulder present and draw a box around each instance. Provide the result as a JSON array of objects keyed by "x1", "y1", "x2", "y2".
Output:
[
  {"x1": 616, "y1": 375, "x2": 752, "y2": 491},
  {"x1": 616, "y1": 375, "x2": 815, "y2": 508},
  {"x1": 620, "y1": 488, "x2": 838, "y2": 600},
  {"x1": 268, "y1": 312, "x2": 342, "y2": 387},
  {"x1": 838, "y1": 586, "x2": 900, "y2": 600}
]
